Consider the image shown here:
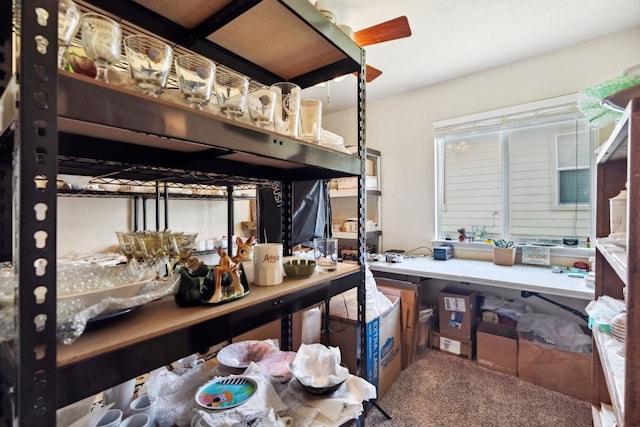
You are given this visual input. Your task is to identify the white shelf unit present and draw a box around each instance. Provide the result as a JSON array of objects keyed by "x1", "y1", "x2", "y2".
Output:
[{"x1": 330, "y1": 148, "x2": 382, "y2": 254}]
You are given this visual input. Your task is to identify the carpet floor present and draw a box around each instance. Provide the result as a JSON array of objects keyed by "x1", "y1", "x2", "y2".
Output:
[{"x1": 364, "y1": 349, "x2": 592, "y2": 427}]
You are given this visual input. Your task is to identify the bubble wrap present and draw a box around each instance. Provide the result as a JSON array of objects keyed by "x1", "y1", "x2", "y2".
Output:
[
  {"x1": 0, "y1": 275, "x2": 179, "y2": 345},
  {"x1": 578, "y1": 73, "x2": 640, "y2": 128}
]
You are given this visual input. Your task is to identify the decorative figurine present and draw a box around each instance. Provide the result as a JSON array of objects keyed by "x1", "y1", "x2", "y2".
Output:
[
  {"x1": 457, "y1": 228, "x2": 466, "y2": 242},
  {"x1": 174, "y1": 247, "x2": 249, "y2": 307},
  {"x1": 232, "y1": 236, "x2": 254, "y2": 263}
]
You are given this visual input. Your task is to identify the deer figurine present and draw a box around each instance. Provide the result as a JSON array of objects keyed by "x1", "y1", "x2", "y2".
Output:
[{"x1": 232, "y1": 236, "x2": 255, "y2": 263}]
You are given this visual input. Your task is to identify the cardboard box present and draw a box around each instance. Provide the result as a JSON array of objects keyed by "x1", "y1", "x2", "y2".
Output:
[
  {"x1": 377, "y1": 279, "x2": 420, "y2": 369},
  {"x1": 439, "y1": 287, "x2": 478, "y2": 340},
  {"x1": 493, "y1": 247, "x2": 516, "y2": 266},
  {"x1": 328, "y1": 294, "x2": 402, "y2": 398},
  {"x1": 433, "y1": 245, "x2": 453, "y2": 260},
  {"x1": 517, "y1": 332, "x2": 591, "y2": 400},
  {"x1": 335, "y1": 176, "x2": 378, "y2": 191},
  {"x1": 476, "y1": 322, "x2": 518, "y2": 376},
  {"x1": 340, "y1": 249, "x2": 358, "y2": 263},
  {"x1": 429, "y1": 329, "x2": 474, "y2": 359}
]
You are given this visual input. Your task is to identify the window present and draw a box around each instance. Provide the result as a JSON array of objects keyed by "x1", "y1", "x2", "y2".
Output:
[
  {"x1": 556, "y1": 131, "x2": 590, "y2": 205},
  {"x1": 435, "y1": 95, "x2": 596, "y2": 244}
]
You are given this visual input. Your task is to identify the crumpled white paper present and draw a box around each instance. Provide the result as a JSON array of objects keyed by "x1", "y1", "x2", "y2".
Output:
[
  {"x1": 281, "y1": 373, "x2": 376, "y2": 426},
  {"x1": 284, "y1": 343, "x2": 377, "y2": 426},
  {"x1": 290, "y1": 343, "x2": 349, "y2": 388}
]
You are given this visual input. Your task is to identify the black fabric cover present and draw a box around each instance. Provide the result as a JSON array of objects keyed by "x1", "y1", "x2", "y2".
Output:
[{"x1": 258, "y1": 180, "x2": 331, "y2": 247}]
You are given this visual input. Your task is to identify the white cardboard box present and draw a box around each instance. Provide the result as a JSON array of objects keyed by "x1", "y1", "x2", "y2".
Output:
[
  {"x1": 328, "y1": 294, "x2": 402, "y2": 398},
  {"x1": 335, "y1": 176, "x2": 378, "y2": 191}
]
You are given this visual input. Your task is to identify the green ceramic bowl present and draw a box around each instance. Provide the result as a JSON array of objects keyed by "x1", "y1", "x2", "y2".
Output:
[{"x1": 283, "y1": 259, "x2": 316, "y2": 278}]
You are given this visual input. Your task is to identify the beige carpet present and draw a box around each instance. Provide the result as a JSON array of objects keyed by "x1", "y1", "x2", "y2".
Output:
[{"x1": 365, "y1": 349, "x2": 592, "y2": 427}]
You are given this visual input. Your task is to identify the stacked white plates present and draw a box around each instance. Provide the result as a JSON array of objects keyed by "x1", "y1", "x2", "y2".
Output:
[
  {"x1": 610, "y1": 313, "x2": 627, "y2": 357},
  {"x1": 611, "y1": 313, "x2": 627, "y2": 342}
]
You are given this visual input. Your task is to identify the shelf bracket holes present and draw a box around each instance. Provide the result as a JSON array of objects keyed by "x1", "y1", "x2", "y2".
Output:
[
  {"x1": 33, "y1": 286, "x2": 47, "y2": 304},
  {"x1": 34, "y1": 121, "x2": 48, "y2": 138},
  {"x1": 34, "y1": 175, "x2": 47, "y2": 191},
  {"x1": 34, "y1": 7, "x2": 49, "y2": 27},
  {"x1": 33, "y1": 370, "x2": 49, "y2": 414},
  {"x1": 33, "y1": 8, "x2": 50, "y2": 56},
  {"x1": 34, "y1": 230, "x2": 47, "y2": 249},
  {"x1": 33, "y1": 394, "x2": 48, "y2": 416},
  {"x1": 33, "y1": 258, "x2": 47, "y2": 277},
  {"x1": 34, "y1": 203, "x2": 47, "y2": 221},
  {"x1": 34, "y1": 314, "x2": 47, "y2": 333},
  {"x1": 34, "y1": 35, "x2": 49, "y2": 56}
]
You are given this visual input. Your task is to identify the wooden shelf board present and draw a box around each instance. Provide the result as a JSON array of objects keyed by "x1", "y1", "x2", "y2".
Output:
[
  {"x1": 333, "y1": 231, "x2": 382, "y2": 239},
  {"x1": 330, "y1": 188, "x2": 382, "y2": 198},
  {"x1": 57, "y1": 263, "x2": 359, "y2": 367},
  {"x1": 597, "y1": 243, "x2": 628, "y2": 286},
  {"x1": 594, "y1": 327, "x2": 626, "y2": 426},
  {"x1": 592, "y1": 405, "x2": 603, "y2": 427}
]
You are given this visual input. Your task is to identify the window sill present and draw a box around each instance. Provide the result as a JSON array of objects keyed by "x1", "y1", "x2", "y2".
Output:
[{"x1": 431, "y1": 239, "x2": 595, "y2": 259}]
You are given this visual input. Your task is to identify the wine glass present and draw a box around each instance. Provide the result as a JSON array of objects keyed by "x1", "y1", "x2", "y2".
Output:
[
  {"x1": 115, "y1": 231, "x2": 135, "y2": 264},
  {"x1": 133, "y1": 231, "x2": 167, "y2": 278},
  {"x1": 168, "y1": 232, "x2": 198, "y2": 274},
  {"x1": 57, "y1": 0, "x2": 81, "y2": 70},
  {"x1": 124, "y1": 34, "x2": 174, "y2": 97},
  {"x1": 81, "y1": 13, "x2": 121, "y2": 83}
]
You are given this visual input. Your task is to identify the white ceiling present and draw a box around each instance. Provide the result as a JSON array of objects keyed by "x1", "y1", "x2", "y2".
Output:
[{"x1": 302, "y1": 0, "x2": 640, "y2": 114}]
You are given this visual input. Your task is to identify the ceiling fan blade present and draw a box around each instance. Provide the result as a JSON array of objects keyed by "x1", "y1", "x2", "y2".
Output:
[
  {"x1": 365, "y1": 64, "x2": 383, "y2": 82},
  {"x1": 353, "y1": 64, "x2": 383, "y2": 82},
  {"x1": 353, "y1": 16, "x2": 411, "y2": 47}
]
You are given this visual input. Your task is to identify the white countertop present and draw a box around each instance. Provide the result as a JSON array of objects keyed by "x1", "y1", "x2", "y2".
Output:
[{"x1": 368, "y1": 257, "x2": 594, "y2": 300}]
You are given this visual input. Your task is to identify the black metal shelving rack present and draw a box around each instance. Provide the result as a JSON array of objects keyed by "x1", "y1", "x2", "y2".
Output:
[{"x1": 0, "y1": 1, "x2": 367, "y2": 425}]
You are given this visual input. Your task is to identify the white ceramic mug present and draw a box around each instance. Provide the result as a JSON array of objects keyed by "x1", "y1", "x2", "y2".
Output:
[
  {"x1": 253, "y1": 243, "x2": 283, "y2": 286},
  {"x1": 96, "y1": 408, "x2": 123, "y2": 427},
  {"x1": 102, "y1": 378, "x2": 135, "y2": 412},
  {"x1": 128, "y1": 394, "x2": 155, "y2": 425},
  {"x1": 120, "y1": 413, "x2": 151, "y2": 427}
]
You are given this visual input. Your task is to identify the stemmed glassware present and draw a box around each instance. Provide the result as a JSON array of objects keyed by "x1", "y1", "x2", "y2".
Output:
[
  {"x1": 115, "y1": 231, "x2": 135, "y2": 264},
  {"x1": 169, "y1": 232, "x2": 198, "y2": 273},
  {"x1": 124, "y1": 34, "x2": 173, "y2": 97},
  {"x1": 116, "y1": 231, "x2": 197, "y2": 278},
  {"x1": 57, "y1": 0, "x2": 81, "y2": 70},
  {"x1": 81, "y1": 13, "x2": 121, "y2": 83}
]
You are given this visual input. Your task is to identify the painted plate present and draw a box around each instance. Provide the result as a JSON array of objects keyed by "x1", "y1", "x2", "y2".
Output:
[
  {"x1": 216, "y1": 340, "x2": 277, "y2": 369},
  {"x1": 195, "y1": 377, "x2": 257, "y2": 410}
]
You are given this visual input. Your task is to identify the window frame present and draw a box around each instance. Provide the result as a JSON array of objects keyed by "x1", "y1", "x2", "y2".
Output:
[
  {"x1": 434, "y1": 94, "x2": 597, "y2": 245},
  {"x1": 553, "y1": 130, "x2": 592, "y2": 208}
]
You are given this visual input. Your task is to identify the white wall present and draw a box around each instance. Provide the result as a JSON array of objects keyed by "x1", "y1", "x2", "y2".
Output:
[
  {"x1": 58, "y1": 197, "x2": 253, "y2": 255},
  {"x1": 324, "y1": 26, "x2": 640, "y2": 255},
  {"x1": 50, "y1": 30, "x2": 640, "y2": 325}
]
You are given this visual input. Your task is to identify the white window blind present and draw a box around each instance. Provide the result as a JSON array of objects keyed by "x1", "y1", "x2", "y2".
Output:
[{"x1": 435, "y1": 95, "x2": 595, "y2": 243}]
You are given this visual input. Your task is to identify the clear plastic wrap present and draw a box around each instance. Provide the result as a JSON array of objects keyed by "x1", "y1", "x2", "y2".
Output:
[
  {"x1": 0, "y1": 261, "x2": 179, "y2": 345},
  {"x1": 516, "y1": 312, "x2": 592, "y2": 354},
  {"x1": 56, "y1": 276, "x2": 179, "y2": 345},
  {"x1": 578, "y1": 69, "x2": 640, "y2": 128},
  {"x1": 585, "y1": 295, "x2": 626, "y2": 335}
]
